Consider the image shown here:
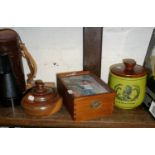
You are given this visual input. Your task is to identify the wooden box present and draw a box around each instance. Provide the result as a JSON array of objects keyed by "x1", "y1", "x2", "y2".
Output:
[{"x1": 57, "y1": 71, "x2": 116, "y2": 121}]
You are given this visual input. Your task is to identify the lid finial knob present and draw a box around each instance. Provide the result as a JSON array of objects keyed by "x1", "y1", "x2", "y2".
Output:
[{"x1": 123, "y1": 59, "x2": 136, "y2": 72}]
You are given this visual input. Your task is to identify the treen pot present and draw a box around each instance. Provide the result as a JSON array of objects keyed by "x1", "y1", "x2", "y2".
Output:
[
  {"x1": 108, "y1": 59, "x2": 147, "y2": 109},
  {"x1": 21, "y1": 80, "x2": 62, "y2": 117}
]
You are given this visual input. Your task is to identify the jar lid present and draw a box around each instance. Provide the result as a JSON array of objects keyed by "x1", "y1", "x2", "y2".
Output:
[
  {"x1": 110, "y1": 59, "x2": 147, "y2": 78},
  {"x1": 24, "y1": 80, "x2": 57, "y2": 104}
]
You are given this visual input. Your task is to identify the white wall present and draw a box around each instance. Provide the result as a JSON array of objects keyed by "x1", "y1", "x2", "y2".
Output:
[
  {"x1": 101, "y1": 27, "x2": 153, "y2": 82},
  {"x1": 12, "y1": 27, "x2": 83, "y2": 82},
  {"x1": 12, "y1": 27, "x2": 153, "y2": 83}
]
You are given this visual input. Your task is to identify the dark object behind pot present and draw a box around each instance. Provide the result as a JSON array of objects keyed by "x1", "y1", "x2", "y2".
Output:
[
  {"x1": 0, "y1": 52, "x2": 22, "y2": 106},
  {"x1": 0, "y1": 29, "x2": 26, "y2": 92},
  {"x1": 0, "y1": 28, "x2": 37, "y2": 93}
]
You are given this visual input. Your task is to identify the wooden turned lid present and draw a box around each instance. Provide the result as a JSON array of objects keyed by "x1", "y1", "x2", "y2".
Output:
[
  {"x1": 23, "y1": 80, "x2": 58, "y2": 104},
  {"x1": 33, "y1": 80, "x2": 56, "y2": 99},
  {"x1": 110, "y1": 59, "x2": 147, "y2": 78}
]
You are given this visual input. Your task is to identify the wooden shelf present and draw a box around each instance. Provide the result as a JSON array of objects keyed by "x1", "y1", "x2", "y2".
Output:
[{"x1": 0, "y1": 104, "x2": 154, "y2": 128}]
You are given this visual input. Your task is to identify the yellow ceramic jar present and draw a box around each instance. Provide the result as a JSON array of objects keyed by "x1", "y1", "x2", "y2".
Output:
[{"x1": 108, "y1": 59, "x2": 147, "y2": 109}]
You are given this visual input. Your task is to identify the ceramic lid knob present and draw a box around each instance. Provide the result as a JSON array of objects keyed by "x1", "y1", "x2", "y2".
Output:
[{"x1": 123, "y1": 59, "x2": 136, "y2": 72}]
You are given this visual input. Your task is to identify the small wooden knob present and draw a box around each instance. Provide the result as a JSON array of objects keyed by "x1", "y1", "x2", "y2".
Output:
[
  {"x1": 123, "y1": 59, "x2": 136, "y2": 72},
  {"x1": 35, "y1": 80, "x2": 45, "y2": 93}
]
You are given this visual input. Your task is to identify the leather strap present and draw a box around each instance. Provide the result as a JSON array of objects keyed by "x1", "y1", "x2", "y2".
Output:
[{"x1": 20, "y1": 43, "x2": 37, "y2": 88}]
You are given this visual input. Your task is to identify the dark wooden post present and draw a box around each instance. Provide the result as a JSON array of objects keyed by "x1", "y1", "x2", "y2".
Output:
[{"x1": 83, "y1": 27, "x2": 103, "y2": 77}]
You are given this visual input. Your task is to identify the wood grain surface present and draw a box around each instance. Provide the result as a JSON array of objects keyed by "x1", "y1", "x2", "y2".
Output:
[{"x1": 0, "y1": 104, "x2": 154, "y2": 128}]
